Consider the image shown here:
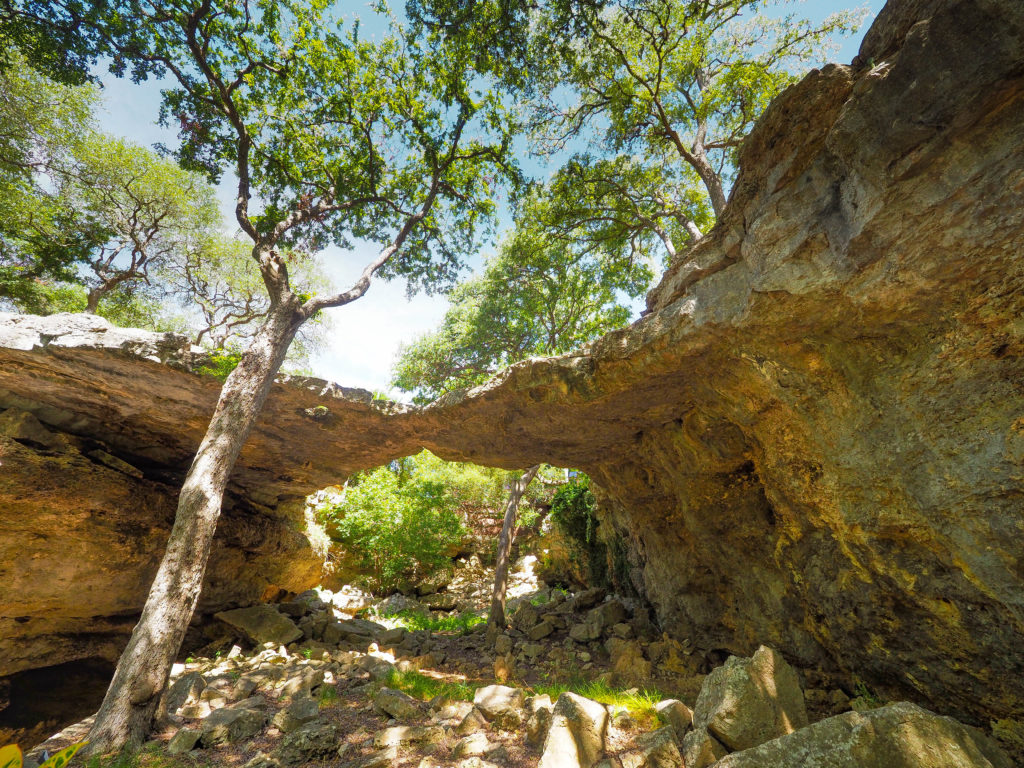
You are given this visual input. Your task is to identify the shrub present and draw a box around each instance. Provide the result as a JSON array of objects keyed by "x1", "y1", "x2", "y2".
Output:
[
  {"x1": 319, "y1": 465, "x2": 464, "y2": 593},
  {"x1": 550, "y1": 477, "x2": 608, "y2": 587}
]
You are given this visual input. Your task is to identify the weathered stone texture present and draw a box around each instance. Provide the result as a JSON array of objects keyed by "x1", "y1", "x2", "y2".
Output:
[{"x1": 1, "y1": 0, "x2": 1021, "y2": 733}]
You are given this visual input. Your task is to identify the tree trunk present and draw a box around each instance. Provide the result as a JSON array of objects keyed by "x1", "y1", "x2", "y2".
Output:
[
  {"x1": 85, "y1": 299, "x2": 303, "y2": 754},
  {"x1": 85, "y1": 287, "x2": 103, "y2": 314},
  {"x1": 487, "y1": 464, "x2": 541, "y2": 642}
]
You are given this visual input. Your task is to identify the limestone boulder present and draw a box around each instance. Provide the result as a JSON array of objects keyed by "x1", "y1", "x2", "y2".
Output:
[
  {"x1": 692, "y1": 646, "x2": 807, "y2": 751},
  {"x1": 373, "y1": 687, "x2": 422, "y2": 721},
  {"x1": 272, "y1": 696, "x2": 320, "y2": 733},
  {"x1": 200, "y1": 704, "x2": 267, "y2": 747},
  {"x1": 715, "y1": 702, "x2": 1013, "y2": 768},
  {"x1": 538, "y1": 692, "x2": 609, "y2": 768},
  {"x1": 619, "y1": 727, "x2": 683, "y2": 768},
  {"x1": 216, "y1": 605, "x2": 303, "y2": 646},
  {"x1": 681, "y1": 727, "x2": 728, "y2": 768},
  {"x1": 654, "y1": 700, "x2": 693, "y2": 740},
  {"x1": 473, "y1": 685, "x2": 525, "y2": 729},
  {"x1": 276, "y1": 720, "x2": 339, "y2": 766}
]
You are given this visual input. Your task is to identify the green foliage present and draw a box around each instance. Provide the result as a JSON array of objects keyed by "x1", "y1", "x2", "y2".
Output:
[
  {"x1": 381, "y1": 668, "x2": 477, "y2": 703},
  {"x1": 317, "y1": 684, "x2": 340, "y2": 708},
  {"x1": 0, "y1": 49, "x2": 99, "y2": 307},
  {"x1": 393, "y1": 209, "x2": 650, "y2": 403},
  {"x1": 371, "y1": 606, "x2": 486, "y2": 635},
  {"x1": 550, "y1": 477, "x2": 609, "y2": 588},
  {"x1": 0, "y1": 741, "x2": 87, "y2": 768},
  {"x1": 194, "y1": 351, "x2": 243, "y2": 383},
  {"x1": 319, "y1": 464, "x2": 465, "y2": 593}
]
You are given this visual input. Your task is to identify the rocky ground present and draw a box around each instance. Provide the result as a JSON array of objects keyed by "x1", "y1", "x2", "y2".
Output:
[{"x1": 24, "y1": 559, "x2": 1019, "y2": 768}]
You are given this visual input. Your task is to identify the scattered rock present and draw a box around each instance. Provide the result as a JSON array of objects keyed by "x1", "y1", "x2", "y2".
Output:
[
  {"x1": 346, "y1": 745, "x2": 398, "y2": 768},
  {"x1": 692, "y1": 645, "x2": 807, "y2": 751},
  {"x1": 242, "y1": 752, "x2": 281, "y2": 768}
]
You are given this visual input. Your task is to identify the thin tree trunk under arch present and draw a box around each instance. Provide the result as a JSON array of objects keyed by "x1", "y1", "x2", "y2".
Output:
[
  {"x1": 85, "y1": 302, "x2": 302, "y2": 754},
  {"x1": 487, "y1": 464, "x2": 541, "y2": 643}
]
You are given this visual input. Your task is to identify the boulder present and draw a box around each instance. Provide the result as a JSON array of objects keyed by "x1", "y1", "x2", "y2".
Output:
[
  {"x1": 162, "y1": 672, "x2": 206, "y2": 717},
  {"x1": 538, "y1": 692, "x2": 609, "y2": 768},
  {"x1": 374, "y1": 687, "x2": 422, "y2": 721},
  {"x1": 692, "y1": 646, "x2": 807, "y2": 751},
  {"x1": 452, "y1": 733, "x2": 493, "y2": 758},
  {"x1": 200, "y1": 704, "x2": 267, "y2": 746},
  {"x1": 215, "y1": 605, "x2": 303, "y2": 646},
  {"x1": 526, "y1": 694, "x2": 554, "y2": 747},
  {"x1": 276, "y1": 720, "x2": 339, "y2": 766},
  {"x1": 714, "y1": 702, "x2": 1013, "y2": 768},
  {"x1": 608, "y1": 639, "x2": 652, "y2": 687},
  {"x1": 456, "y1": 707, "x2": 490, "y2": 736},
  {"x1": 680, "y1": 727, "x2": 728, "y2": 768},
  {"x1": 619, "y1": 727, "x2": 683, "y2": 768},
  {"x1": 473, "y1": 685, "x2": 525, "y2": 728},
  {"x1": 374, "y1": 725, "x2": 445, "y2": 747},
  {"x1": 272, "y1": 696, "x2": 320, "y2": 733},
  {"x1": 166, "y1": 728, "x2": 201, "y2": 755},
  {"x1": 654, "y1": 699, "x2": 693, "y2": 739}
]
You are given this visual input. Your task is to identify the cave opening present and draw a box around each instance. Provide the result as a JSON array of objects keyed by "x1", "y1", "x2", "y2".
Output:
[{"x1": 0, "y1": 658, "x2": 116, "y2": 749}]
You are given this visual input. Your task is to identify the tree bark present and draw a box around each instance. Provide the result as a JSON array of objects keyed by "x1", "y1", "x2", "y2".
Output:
[
  {"x1": 85, "y1": 297, "x2": 303, "y2": 754},
  {"x1": 85, "y1": 287, "x2": 103, "y2": 314},
  {"x1": 486, "y1": 464, "x2": 541, "y2": 642}
]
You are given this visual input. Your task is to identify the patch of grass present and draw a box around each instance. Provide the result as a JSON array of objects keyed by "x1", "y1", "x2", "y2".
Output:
[
  {"x1": 370, "y1": 608, "x2": 486, "y2": 635},
  {"x1": 318, "y1": 684, "x2": 340, "y2": 708},
  {"x1": 382, "y1": 668, "x2": 477, "y2": 703},
  {"x1": 527, "y1": 678, "x2": 664, "y2": 728},
  {"x1": 83, "y1": 741, "x2": 211, "y2": 768}
]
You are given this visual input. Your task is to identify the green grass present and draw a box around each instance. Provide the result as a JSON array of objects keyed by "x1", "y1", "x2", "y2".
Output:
[
  {"x1": 318, "y1": 684, "x2": 340, "y2": 708},
  {"x1": 369, "y1": 608, "x2": 486, "y2": 635},
  {"x1": 381, "y1": 668, "x2": 478, "y2": 703},
  {"x1": 82, "y1": 743, "x2": 205, "y2": 768},
  {"x1": 526, "y1": 678, "x2": 665, "y2": 727}
]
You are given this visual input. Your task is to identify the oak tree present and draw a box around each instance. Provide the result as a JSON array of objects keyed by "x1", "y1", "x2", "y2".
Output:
[{"x1": 10, "y1": 0, "x2": 516, "y2": 752}]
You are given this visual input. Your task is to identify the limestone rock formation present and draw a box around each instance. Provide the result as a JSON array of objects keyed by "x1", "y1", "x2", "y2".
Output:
[
  {"x1": 1, "y1": 0, "x2": 1022, "y2": 740},
  {"x1": 714, "y1": 702, "x2": 1014, "y2": 768}
]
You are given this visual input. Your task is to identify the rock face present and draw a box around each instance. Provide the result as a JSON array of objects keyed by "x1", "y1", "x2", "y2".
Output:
[{"x1": 1, "y1": 0, "x2": 1023, "y2": 736}]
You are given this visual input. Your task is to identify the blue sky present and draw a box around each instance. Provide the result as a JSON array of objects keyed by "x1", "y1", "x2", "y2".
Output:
[{"x1": 94, "y1": 0, "x2": 881, "y2": 394}]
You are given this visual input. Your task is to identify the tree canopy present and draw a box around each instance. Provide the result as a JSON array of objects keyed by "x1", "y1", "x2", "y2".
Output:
[{"x1": 392, "y1": 189, "x2": 651, "y2": 402}]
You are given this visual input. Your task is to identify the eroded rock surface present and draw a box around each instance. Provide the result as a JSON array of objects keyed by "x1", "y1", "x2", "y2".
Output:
[{"x1": 1, "y1": 0, "x2": 1022, "y2": 734}]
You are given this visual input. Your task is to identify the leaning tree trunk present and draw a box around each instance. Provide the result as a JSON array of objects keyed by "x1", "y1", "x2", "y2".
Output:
[
  {"x1": 86, "y1": 300, "x2": 303, "y2": 754},
  {"x1": 487, "y1": 464, "x2": 541, "y2": 642}
]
